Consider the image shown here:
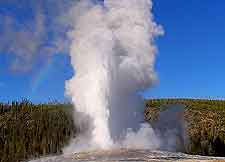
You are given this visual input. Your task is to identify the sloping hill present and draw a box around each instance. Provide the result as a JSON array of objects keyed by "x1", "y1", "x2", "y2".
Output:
[
  {"x1": 0, "y1": 101, "x2": 75, "y2": 162},
  {"x1": 145, "y1": 99, "x2": 225, "y2": 156},
  {"x1": 1, "y1": 99, "x2": 225, "y2": 162}
]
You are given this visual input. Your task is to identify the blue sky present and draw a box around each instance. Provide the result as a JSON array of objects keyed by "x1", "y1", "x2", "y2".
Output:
[
  {"x1": 0, "y1": 0, "x2": 225, "y2": 103},
  {"x1": 148, "y1": 0, "x2": 225, "y2": 99}
]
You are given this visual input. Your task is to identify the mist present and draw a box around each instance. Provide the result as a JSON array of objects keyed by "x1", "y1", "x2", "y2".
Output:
[
  {"x1": 0, "y1": 0, "x2": 73, "y2": 72},
  {"x1": 65, "y1": 0, "x2": 163, "y2": 153}
]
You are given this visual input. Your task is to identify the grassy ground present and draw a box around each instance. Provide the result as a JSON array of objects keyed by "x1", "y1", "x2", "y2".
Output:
[{"x1": 145, "y1": 99, "x2": 225, "y2": 156}]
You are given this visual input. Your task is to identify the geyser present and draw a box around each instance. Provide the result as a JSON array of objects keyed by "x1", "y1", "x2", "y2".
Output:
[{"x1": 65, "y1": 0, "x2": 163, "y2": 153}]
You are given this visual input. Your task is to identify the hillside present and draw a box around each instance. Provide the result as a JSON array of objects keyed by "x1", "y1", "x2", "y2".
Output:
[
  {"x1": 0, "y1": 100, "x2": 75, "y2": 162},
  {"x1": 1, "y1": 99, "x2": 225, "y2": 162},
  {"x1": 145, "y1": 99, "x2": 225, "y2": 156}
]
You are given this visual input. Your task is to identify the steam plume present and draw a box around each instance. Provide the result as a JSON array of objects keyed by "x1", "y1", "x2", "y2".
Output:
[
  {"x1": 0, "y1": 0, "x2": 72, "y2": 72},
  {"x1": 65, "y1": 0, "x2": 163, "y2": 152}
]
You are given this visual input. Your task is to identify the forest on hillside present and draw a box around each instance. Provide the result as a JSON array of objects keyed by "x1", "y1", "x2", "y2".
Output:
[
  {"x1": 1, "y1": 99, "x2": 225, "y2": 162},
  {"x1": 145, "y1": 98, "x2": 225, "y2": 156},
  {"x1": 0, "y1": 100, "x2": 75, "y2": 162}
]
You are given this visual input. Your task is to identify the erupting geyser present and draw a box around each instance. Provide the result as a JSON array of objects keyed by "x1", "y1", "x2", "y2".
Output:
[{"x1": 65, "y1": 0, "x2": 163, "y2": 153}]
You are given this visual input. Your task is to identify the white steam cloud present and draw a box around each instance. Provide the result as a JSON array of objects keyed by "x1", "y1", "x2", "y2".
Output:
[
  {"x1": 0, "y1": 0, "x2": 73, "y2": 72},
  {"x1": 65, "y1": 0, "x2": 163, "y2": 153}
]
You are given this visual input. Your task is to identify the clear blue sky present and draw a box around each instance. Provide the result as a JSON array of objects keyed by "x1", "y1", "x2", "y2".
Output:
[{"x1": 0, "y1": 0, "x2": 225, "y2": 103}]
